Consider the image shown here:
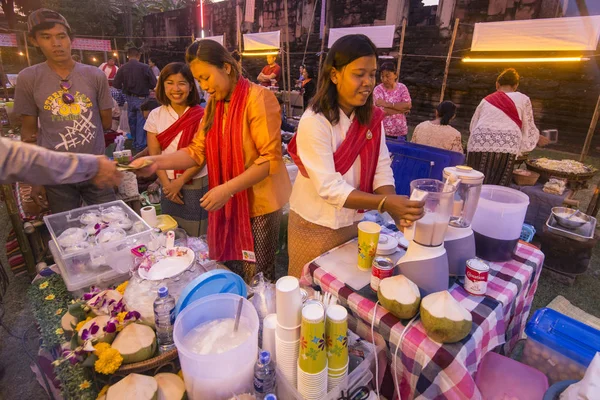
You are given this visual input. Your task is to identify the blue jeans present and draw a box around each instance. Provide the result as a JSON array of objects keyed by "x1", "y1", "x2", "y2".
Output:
[{"x1": 125, "y1": 95, "x2": 148, "y2": 151}]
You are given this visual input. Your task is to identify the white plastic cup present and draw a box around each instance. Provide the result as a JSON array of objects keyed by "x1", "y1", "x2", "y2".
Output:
[
  {"x1": 262, "y1": 314, "x2": 277, "y2": 363},
  {"x1": 276, "y1": 322, "x2": 301, "y2": 342},
  {"x1": 276, "y1": 276, "x2": 302, "y2": 328}
]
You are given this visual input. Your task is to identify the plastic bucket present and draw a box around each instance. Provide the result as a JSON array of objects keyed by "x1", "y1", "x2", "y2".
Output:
[
  {"x1": 173, "y1": 293, "x2": 259, "y2": 400},
  {"x1": 471, "y1": 185, "x2": 529, "y2": 261}
]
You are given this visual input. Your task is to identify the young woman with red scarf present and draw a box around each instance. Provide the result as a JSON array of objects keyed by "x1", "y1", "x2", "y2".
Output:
[
  {"x1": 144, "y1": 62, "x2": 207, "y2": 236},
  {"x1": 286, "y1": 34, "x2": 425, "y2": 278},
  {"x1": 132, "y1": 40, "x2": 291, "y2": 282}
]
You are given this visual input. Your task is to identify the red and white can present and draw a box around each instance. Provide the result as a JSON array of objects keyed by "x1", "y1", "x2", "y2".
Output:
[
  {"x1": 464, "y1": 258, "x2": 489, "y2": 296},
  {"x1": 371, "y1": 256, "x2": 395, "y2": 292}
]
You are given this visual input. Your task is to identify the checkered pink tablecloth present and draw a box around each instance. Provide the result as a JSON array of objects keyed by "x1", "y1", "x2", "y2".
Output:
[{"x1": 300, "y1": 241, "x2": 544, "y2": 399}]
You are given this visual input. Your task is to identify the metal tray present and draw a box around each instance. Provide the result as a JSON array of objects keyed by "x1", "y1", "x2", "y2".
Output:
[{"x1": 546, "y1": 214, "x2": 596, "y2": 242}]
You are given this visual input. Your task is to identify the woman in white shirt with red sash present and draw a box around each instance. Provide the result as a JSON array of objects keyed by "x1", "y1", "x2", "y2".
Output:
[
  {"x1": 286, "y1": 34, "x2": 425, "y2": 278},
  {"x1": 467, "y1": 68, "x2": 548, "y2": 186},
  {"x1": 144, "y1": 62, "x2": 207, "y2": 236}
]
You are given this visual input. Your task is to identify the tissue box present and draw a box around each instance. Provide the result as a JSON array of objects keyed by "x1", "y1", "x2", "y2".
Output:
[{"x1": 522, "y1": 308, "x2": 600, "y2": 384}]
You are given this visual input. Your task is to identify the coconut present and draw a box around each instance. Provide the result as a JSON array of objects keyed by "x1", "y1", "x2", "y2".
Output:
[
  {"x1": 61, "y1": 312, "x2": 78, "y2": 333},
  {"x1": 107, "y1": 374, "x2": 158, "y2": 400},
  {"x1": 420, "y1": 291, "x2": 472, "y2": 343},
  {"x1": 112, "y1": 323, "x2": 157, "y2": 364},
  {"x1": 377, "y1": 275, "x2": 421, "y2": 319},
  {"x1": 77, "y1": 315, "x2": 116, "y2": 344},
  {"x1": 154, "y1": 373, "x2": 186, "y2": 400},
  {"x1": 88, "y1": 290, "x2": 123, "y2": 316}
]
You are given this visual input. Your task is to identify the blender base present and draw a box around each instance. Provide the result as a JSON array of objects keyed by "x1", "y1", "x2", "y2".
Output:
[
  {"x1": 396, "y1": 242, "x2": 450, "y2": 296},
  {"x1": 444, "y1": 227, "x2": 476, "y2": 276}
]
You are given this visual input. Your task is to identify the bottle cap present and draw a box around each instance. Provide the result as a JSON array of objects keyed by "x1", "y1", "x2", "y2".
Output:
[
  {"x1": 158, "y1": 286, "x2": 169, "y2": 298},
  {"x1": 265, "y1": 395, "x2": 277, "y2": 400},
  {"x1": 259, "y1": 350, "x2": 271, "y2": 364}
]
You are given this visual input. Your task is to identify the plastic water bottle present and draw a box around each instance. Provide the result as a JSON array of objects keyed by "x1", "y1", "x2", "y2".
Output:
[
  {"x1": 153, "y1": 286, "x2": 176, "y2": 352},
  {"x1": 253, "y1": 350, "x2": 276, "y2": 399}
]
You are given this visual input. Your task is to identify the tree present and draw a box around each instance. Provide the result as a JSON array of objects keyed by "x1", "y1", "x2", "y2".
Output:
[
  {"x1": 1, "y1": 0, "x2": 41, "y2": 29},
  {"x1": 143, "y1": 0, "x2": 196, "y2": 13}
]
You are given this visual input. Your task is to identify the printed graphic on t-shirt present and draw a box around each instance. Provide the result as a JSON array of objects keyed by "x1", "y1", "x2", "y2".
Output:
[{"x1": 43, "y1": 90, "x2": 96, "y2": 151}]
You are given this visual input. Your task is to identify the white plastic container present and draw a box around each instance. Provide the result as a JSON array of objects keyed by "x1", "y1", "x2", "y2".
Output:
[
  {"x1": 471, "y1": 185, "x2": 529, "y2": 261},
  {"x1": 173, "y1": 293, "x2": 259, "y2": 400},
  {"x1": 44, "y1": 200, "x2": 153, "y2": 295}
]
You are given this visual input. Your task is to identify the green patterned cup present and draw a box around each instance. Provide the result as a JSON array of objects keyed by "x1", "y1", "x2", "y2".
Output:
[
  {"x1": 325, "y1": 305, "x2": 349, "y2": 370},
  {"x1": 298, "y1": 303, "x2": 327, "y2": 374},
  {"x1": 357, "y1": 221, "x2": 381, "y2": 271}
]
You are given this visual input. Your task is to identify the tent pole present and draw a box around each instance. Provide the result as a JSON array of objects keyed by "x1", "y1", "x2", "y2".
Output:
[
  {"x1": 318, "y1": 0, "x2": 328, "y2": 74},
  {"x1": 23, "y1": 32, "x2": 31, "y2": 67},
  {"x1": 113, "y1": 38, "x2": 120, "y2": 65},
  {"x1": 236, "y1": 1, "x2": 243, "y2": 70},
  {"x1": 440, "y1": 18, "x2": 459, "y2": 103},
  {"x1": 396, "y1": 18, "x2": 406, "y2": 77},
  {"x1": 580, "y1": 94, "x2": 600, "y2": 162},
  {"x1": 283, "y1": 0, "x2": 292, "y2": 116}
]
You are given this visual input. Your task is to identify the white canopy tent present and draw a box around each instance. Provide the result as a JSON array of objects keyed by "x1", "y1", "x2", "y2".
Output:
[
  {"x1": 243, "y1": 31, "x2": 281, "y2": 52},
  {"x1": 197, "y1": 35, "x2": 224, "y2": 46},
  {"x1": 471, "y1": 16, "x2": 600, "y2": 52},
  {"x1": 327, "y1": 25, "x2": 396, "y2": 49}
]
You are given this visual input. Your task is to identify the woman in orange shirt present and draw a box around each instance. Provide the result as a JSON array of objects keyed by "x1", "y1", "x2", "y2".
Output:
[{"x1": 132, "y1": 40, "x2": 291, "y2": 282}]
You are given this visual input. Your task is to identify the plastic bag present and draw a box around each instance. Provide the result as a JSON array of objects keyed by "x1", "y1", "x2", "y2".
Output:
[{"x1": 250, "y1": 272, "x2": 276, "y2": 347}]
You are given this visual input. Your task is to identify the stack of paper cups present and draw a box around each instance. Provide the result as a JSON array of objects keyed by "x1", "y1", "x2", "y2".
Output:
[
  {"x1": 326, "y1": 305, "x2": 349, "y2": 392},
  {"x1": 262, "y1": 314, "x2": 277, "y2": 363},
  {"x1": 297, "y1": 303, "x2": 328, "y2": 399},
  {"x1": 275, "y1": 276, "x2": 303, "y2": 388}
]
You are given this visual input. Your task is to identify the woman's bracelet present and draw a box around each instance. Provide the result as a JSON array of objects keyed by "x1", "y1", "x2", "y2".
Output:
[{"x1": 377, "y1": 196, "x2": 388, "y2": 213}]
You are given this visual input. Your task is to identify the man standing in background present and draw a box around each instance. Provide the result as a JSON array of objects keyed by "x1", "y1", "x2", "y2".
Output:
[
  {"x1": 113, "y1": 47, "x2": 157, "y2": 153},
  {"x1": 14, "y1": 8, "x2": 115, "y2": 213},
  {"x1": 257, "y1": 54, "x2": 281, "y2": 87},
  {"x1": 98, "y1": 57, "x2": 119, "y2": 87}
]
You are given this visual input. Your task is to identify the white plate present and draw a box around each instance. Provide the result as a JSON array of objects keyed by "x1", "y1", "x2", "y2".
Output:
[{"x1": 138, "y1": 247, "x2": 195, "y2": 281}]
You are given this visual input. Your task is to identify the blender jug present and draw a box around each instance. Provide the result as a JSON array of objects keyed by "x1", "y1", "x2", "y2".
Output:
[
  {"x1": 411, "y1": 179, "x2": 455, "y2": 247},
  {"x1": 397, "y1": 179, "x2": 456, "y2": 296},
  {"x1": 444, "y1": 166, "x2": 484, "y2": 229},
  {"x1": 443, "y1": 166, "x2": 485, "y2": 276}
]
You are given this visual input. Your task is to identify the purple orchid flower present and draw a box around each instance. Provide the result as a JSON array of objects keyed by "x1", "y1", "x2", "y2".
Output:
[
  {"x1": 125, "y1": 310, "x2": 141, "y2": 321},
  {"x1": 104, "y1": 319, "x2": 118, "y2": 334},
  {"x1": 81, "y1": 322, "x2": 100, "y2": 341},
  {"x1": 82, "y1": 286, "x2": 100, "y2": 301}
]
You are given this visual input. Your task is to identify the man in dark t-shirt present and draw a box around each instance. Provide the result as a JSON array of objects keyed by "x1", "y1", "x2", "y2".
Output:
[
  {"x1": 113, "y1": 47, "x2": 157, "y2": 152},
  {"x1": 257, "y1": 55, "x2": 281, "y2": 87}
]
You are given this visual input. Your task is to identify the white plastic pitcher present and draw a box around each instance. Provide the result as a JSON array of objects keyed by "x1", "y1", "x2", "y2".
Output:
[
  {"x1": 173, "y1": 293, "x2": 259, "y2": 400},
  {"x1": 471, "y1": 185, "x2": 529, "y2": 261}
]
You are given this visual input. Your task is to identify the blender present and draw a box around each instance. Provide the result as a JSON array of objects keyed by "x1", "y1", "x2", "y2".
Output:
[
  {"x1": 397, "y1": 179, "x2": 456, "y2": 296},
  {"x1": 443, "y1": 166, "x2": 485, "y2": 276}
]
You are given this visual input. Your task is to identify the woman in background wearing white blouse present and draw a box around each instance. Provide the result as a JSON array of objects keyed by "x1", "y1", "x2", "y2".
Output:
[
  {"x1": 286, "y1": 35, "x2": 424, "y2": 278},
  {"x1": 144, "y1": 62, "x2": 208, "y2": 236}
]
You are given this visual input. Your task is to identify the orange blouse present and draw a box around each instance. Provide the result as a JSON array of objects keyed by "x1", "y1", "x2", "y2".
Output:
[{"x1": 184, "y1": 82, "x2": 291, "y2": 217}]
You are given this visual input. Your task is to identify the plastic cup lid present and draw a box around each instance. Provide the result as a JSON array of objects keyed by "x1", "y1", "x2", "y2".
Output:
[{"x1": 175, "y1": 269, "x2": 247, "y2": 316}]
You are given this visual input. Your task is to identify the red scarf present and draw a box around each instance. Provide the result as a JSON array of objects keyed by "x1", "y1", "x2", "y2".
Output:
[
  {"x1": 485, "y1": 91, "x2": 522, "y2": 129},
  {"x1": 102, "y1": 64, "x2": 117, "y2": 82},
  {"x1": 205, "y1": 78, "x2": 254, "y2": 262},
  {"x1": 156, "y1": 105, "x2": 204, "y2": 179},
  {"x1": 288, "y1": 107, "x2": 385, "y2": 194}
]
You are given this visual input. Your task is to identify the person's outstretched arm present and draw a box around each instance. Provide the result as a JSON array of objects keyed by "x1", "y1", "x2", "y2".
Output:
[{"x1": 0, "y1": 138, "x2": 121, "y2": 188}]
